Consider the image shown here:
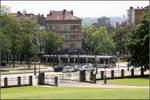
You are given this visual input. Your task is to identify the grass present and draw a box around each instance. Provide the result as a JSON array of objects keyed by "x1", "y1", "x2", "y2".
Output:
[
  {"x1": 108, "y1": 78, "x2": 149, "y2": 86},
  {"x1": 1, "y1": 70, "x2": 53, "y2": 75},
  {"x1": 1, "y1": 86, "x2": 149, "y2": 99}
]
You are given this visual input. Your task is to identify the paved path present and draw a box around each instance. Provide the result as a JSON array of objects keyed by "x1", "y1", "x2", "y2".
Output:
[{"x1": 40, "y1": 81, "x2": 149, "y2": 88}]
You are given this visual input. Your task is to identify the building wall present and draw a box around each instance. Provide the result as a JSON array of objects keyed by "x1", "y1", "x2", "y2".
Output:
[
  {"x1": 134, "y1": 8, "x2": 148, "y2": 25},
  {"x1": 127, "y1": 6, "x2": 148, "y2": 25},
  {"x1": 46, "y1": 20, "x2": 82, "y2": 51}
]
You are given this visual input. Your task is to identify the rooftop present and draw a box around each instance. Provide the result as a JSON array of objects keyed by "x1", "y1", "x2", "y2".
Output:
[{"x1": 46, "y1": 9, "x2": 81, "y2": 21}]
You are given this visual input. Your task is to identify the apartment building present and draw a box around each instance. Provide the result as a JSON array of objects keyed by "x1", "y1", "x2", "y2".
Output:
[
  {"x1": 45, "y1": 9, "x2": 82, "y2": 54},
  {"x1": 127, "y1": 6, "x2": 148, "y2": 25}
]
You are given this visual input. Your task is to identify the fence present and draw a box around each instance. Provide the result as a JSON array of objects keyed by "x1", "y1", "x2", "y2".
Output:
[
  {"x1": 44, "y1": 72, "x2": 80, "y2": 86},
  {"x1": 1, "y1": 68, "x2": 149, "y2": 88},
  {"x1": 96, "y1": 68, "x2": 149, "y2": 80},
  {"x1": 1, "y1": 75, "x2": 32, "y2": 88}
]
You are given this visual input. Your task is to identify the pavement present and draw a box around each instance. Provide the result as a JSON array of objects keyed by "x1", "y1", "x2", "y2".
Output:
[{"x1": 40, "y1": 81, "x2": 149, "y2": 88}]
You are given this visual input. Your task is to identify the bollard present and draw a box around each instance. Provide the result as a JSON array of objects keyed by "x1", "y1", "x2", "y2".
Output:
[
  {"x1": 111, "y1": 70, "x2": 114, "y2": 79},
  {"x1": 29, "y1": 76, "x2": 32, "y2": 86},
  {"x1": 18, "y1": 77, "x2": 21, "y2": 86},
  {"x1": 4, "y1": 78, "x2": 8, "y2": 88},
  {"x1": 121, "y1": 69, "x2": 124, "y2": 78},
  {"x1": 131, "y1": 69, "x2": 134, "y2": 77},
  {"x1": 79, "y1": 70, "x2": 86, "y2": 82},
  {"x1": 90, "y1": 70, "x2": 94, "y2": 81},
  {"x1": 101, "y1": 71, "x2": 104, "y2": 80},
  {"x1": 93, "y1": 74, "x2": 96, "y2": 84},
  {"x1": 38, "y1": 72, "x2": 45, "y2": 85},
  {"x1": 54, "y1": 76, "x2": 58, "y2": 87},
  {"x1": 141, "y1": 68, "x2": 144, "y2": 76}
]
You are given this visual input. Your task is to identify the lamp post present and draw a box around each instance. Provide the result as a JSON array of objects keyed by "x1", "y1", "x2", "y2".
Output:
[
  {"x1": 104, "y1": 60, "x2": 107, "y2": 84},
  {"x1": 39, "y1": 58, "x2": 41, "y2": 74},
  {"x1": 34, "y1": 62, "x2": 36, "y2": 75},
  {"x1": 95, "y1": 54, "x2": 98, "y2": 74},
  {"x1": 118, "y1": 58, "x2": 120, "y2": 71}
]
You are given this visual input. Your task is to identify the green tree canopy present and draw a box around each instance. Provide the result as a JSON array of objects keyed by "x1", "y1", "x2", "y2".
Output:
[
  {"x1": 126, "y1": 13, "x2": 149, "y2": 69},
  {"x1": 81, "y1": 25, "x2": 95, "y2": 54},
  {"x1": 93, "y1": 27, "x2": 115, "y2": 54}
]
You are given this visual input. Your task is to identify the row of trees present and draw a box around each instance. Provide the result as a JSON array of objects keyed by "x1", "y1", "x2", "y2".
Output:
[
  {"x1": 82, "y1": 13, "x2": 149, "y2": 70},
  {"x1": 1, "y1": 6, "x2": 149, "y2": 70},
  {"x1": 82, "y1": 26, "x2": 115, "y2": 55},
  {"x1": 0, "y1": 6, "x2": 63, "y2": 67}
]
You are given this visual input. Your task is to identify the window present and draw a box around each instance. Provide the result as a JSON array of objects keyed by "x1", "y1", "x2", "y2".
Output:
[
  {"x1": 65, "y1": 34, "x2": 70, "y2": 40},
  {"x1": 75, "y1": 43, "x2": 80, "y2": 48},
  {"x1": 70, "y1": 43, "x2": 75, "y2": 48},
  {"x1": 73, "y1": 25, "x2": 80, "y2": 30},
  {"x1": 56, "y1": 24, "x2": 65, "y2": 31},
  {"x1": 65, "y1": 43, "x2": 70, "y2": 48},
  {"x1": 52, "y1": 25, "x2": 56, "y2": 30},
  {"x1": 75, "y1": 34, "x2": 80, "y2": 40},
  {"x1": 65, "y1": 25, "x2": 70, "y2": 31},
  {"x1": 70, "y1": 34, "x2": 75, "y2": 40},
  {"x1": 47, "y1": 25, "x2": 50, "y2": 30}
]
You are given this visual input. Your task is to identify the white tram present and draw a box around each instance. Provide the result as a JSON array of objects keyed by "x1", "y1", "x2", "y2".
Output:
[{"x1": 43, "y1": 55, "x2": 116, "y2": 68}]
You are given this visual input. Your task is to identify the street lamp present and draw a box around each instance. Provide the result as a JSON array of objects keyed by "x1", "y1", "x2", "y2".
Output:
[
  {"x1": 118, "y1": 58, "x2": 120, "y2": 71},
  {"x1": 104, "y1": 59, "x2": 107, "y2": 84},
  {"x1": 95, "y1": 54, "x2": 98, "y2": 74},
  {"x1": 34, "y1": 62, "x2": 36, "y2": 75},
  {"x1": 39, "y1": 59, "x2": 41, "y2": 74}
]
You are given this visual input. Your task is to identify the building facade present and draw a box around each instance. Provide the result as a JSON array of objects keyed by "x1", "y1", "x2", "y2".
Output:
[
  {"x1": 45, "y1": 9, "x2": 82, "y2": 54},
  {"x1": 127, "y1": 6, "x2": 148, "y2": 25}
]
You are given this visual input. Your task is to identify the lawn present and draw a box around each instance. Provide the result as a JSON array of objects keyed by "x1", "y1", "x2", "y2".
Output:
[
  {"x1": 108, "y1": 77, "x2": 149, "y2": 86},
  {"x1": 1, "y1": 86, "x2": 149, "y2": 99}
]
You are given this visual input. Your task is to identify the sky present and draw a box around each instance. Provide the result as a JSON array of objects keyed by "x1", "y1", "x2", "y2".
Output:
[{"x1": 2, "y1": 1, "x2": 149, "y2": 18}]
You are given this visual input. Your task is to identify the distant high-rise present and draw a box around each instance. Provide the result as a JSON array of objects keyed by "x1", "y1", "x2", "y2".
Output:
[{"x1": 127, "y1": 6, "x2": 149, "y2": 25}]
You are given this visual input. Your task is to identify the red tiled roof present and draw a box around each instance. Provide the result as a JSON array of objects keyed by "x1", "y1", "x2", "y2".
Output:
[{"x1": 46, "y1": 10, "x2": 80, "y2": 21}]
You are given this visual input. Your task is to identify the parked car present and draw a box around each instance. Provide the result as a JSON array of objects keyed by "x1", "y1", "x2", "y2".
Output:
[
  {"x1": 53, "y1": 65, "x2": 64, "y2": 72},
  {"x1": 63, "y1": 65, "x2": 79, "y2": 72},
  {"x1": 73, "y1": 65, "x2": 82, "y2": 71},
  {"x1": 63, "y1": 66, "x2": 70, "y2": 72},
  {"x1": 80, "y1": 64, "x2": 95, "y2": 71}
]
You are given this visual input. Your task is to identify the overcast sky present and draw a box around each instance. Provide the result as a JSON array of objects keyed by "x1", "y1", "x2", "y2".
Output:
[{"x1": 2, "y1": 1, "x2": 149, "y2": 17}]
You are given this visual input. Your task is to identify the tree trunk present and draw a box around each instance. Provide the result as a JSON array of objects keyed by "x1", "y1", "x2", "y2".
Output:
[
  {"x1": 12, "y1": 50, "x2": 15, "y2": 67},
  {"x1": 20, "y1": 54, "x2": 22, "y2": 64},
  {"x1": 7, "y1": 53, "x2": 9, "y2": 64},
  {"x1": 27, "y1": 57, "x2": 30, "y2": 69}
]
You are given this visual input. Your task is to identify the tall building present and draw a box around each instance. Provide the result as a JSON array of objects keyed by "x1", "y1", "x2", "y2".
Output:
[
  {"x1": 45, "y1": 9, "x2": 82, "y2": 54},
  {"x1": 127, "y1": 6, "x2": 148, "y2": 25}
]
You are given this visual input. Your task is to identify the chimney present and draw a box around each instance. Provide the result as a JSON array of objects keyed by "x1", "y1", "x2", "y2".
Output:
[
  {"x1": 63, "y1": 9, "x2": 66, "y2": 16},
  {"x1": 49, "y1": 10, "x2": 53, "y2": 16},
  {"x1": 130, "y1": 6, "x2": 133, "y2": 9},
  {"x1": 71, "y1": 10, "x2": 73, "y2": 15},
  {"x1": 17, "y1": 11, "x2": 21, "y2": 15}
]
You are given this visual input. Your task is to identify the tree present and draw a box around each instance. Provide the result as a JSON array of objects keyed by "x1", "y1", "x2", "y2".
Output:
[
  {"x1": 112, "y1": 24, "x2": 132, "y2": 56},
  {"x1": 93, "y1": 27, "x2": 115, "y2": 55},
  {"x1": 18, "y1": 33, "x2": 36, "y2": 69},
  {"x1": 126, "y1": 13, "x2": 149, "y2": 70},
  {"x1": 0, "y1": 9, "x2": 22, "y2": 67},
  {"x1": 81, "y1": 25, "x2": 95, "y2": 54},
  {"x1": 40, "y1": 31, "x2": 63, "y2": 54}
]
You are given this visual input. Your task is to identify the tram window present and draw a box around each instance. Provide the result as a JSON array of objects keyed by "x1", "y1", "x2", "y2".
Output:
[
  {"x1": 100, "y1": 59, "x2": 104, "y2": 64},
  {"x1": 70, "y1": 58, "x2": 74, "y2": 63},
  {"x1": 83, "y1": 58, "x2": 86, "y2": 63},
  {"x1": 75, "y1": 58, "x2": 77, "y2": 63}
]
